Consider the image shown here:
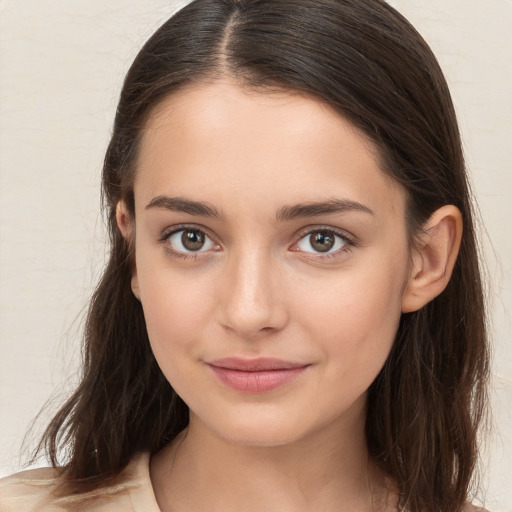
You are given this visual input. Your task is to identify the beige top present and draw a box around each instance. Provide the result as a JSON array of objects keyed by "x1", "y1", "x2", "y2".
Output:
[
  {"x1": 0, "y1": 452, "x2": 489, "y2": 512},
  {"x1": 0, "y1": 452, "x2": 159, "y2": 512}
]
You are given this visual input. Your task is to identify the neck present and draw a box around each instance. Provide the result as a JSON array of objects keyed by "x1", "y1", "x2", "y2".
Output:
[{"x1": 150, "y1": 399, "x2": 396, "y2": 512}]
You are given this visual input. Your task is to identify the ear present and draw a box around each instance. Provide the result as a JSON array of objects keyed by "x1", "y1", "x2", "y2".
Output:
[
  {"x1": 401, "y1": 205, "x2": 462, "y2": 313},
  {"x1": 115, "y1": 200, "x2": 141, "y2": 301}
]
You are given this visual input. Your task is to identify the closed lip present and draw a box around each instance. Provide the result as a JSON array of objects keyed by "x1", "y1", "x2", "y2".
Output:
[
  {"x1": 206, "y1": 357, "x2": 310, "y2": 393},
  {"x1": 207, "y1": 357, "x2": 310, "y2": 371}
]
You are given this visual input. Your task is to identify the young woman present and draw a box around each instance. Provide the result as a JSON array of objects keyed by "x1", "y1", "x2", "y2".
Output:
[{"x1": 0, "y1": 0, "x2": 490, "y2": 511}]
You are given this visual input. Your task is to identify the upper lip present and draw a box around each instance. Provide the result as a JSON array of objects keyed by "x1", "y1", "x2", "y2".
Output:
[{"x1": 207, "y1": 357, "x2": 309, "y2": 371}]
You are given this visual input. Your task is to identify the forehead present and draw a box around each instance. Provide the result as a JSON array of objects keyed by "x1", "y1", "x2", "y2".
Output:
[{"x1": 134, "y1": 80, "x2": 406, "y2": 218}]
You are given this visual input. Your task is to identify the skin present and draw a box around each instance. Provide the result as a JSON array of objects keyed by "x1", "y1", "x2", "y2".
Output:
[{"x1": 117, "y1": 80, "x2": 462, "y2": 512}]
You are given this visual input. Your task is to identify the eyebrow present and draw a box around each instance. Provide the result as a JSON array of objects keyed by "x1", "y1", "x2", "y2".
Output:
[
  {"x1": 145, "y1": 196, "x2": 225, "y2": 219},
  {"x1": 145, "y1": 195, "x2": 373, "y2": 221},
  {"x1": 276, "y1": 198, "x2": 374, "y2": 221}
]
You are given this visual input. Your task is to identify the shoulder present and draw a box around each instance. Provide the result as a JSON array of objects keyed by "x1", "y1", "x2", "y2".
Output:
[
  {"x1": 0, "y1": 452, "x2": 157, "y2": 512},
  {"x1": 0, "y1": 466, "x2": 61, "y2": 512},
  {"x1": 462, "y1": 504, "x2": 490, "y2": 512}
]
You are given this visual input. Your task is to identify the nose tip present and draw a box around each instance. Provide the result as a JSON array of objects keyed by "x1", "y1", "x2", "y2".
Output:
[
  {"x1": 222, "y1": 301, "x2": 286, "y2": 339},
  {"x1": 218, "y1": 256, "x2": 288, "y2": 339}
]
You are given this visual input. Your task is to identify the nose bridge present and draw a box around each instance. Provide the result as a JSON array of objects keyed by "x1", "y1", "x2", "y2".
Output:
[{"x1": 219, "y1": 242, "x2": 287, "y2": 337}]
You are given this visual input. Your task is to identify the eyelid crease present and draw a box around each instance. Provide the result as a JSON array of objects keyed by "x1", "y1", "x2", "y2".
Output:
[
  {"x1": 292, "y1": 225, "x2": 358, "y2": 247},
  {"x1": 157, "y1": 224, "x2": 358, "y2": 262},
  {"x1": 158, "y1": 224, "x2": 216, "y2": 243},
  {"x1": 158, "y1": 224, "x2": 357, "y2": 246},
  {"x1": 159, "y1": 225, "x2": 221, "y2": 260}
]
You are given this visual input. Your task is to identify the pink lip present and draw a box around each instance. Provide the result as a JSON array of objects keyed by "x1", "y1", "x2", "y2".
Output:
[{"x1": 207, "y1": 358, "x2": 310, "y2": 393}]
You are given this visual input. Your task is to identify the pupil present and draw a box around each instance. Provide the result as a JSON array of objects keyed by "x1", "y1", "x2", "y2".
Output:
[
  {"x1": 182, "y1": 230, "x2": 205, "y2": 251},
  {"x1": 311, "y1": 231, "x2": 334, "y2": 252}
]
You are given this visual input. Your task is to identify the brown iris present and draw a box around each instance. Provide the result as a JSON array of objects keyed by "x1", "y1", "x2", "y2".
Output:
[
  {"x1": 309, "y1": 231, "x2": 335, "y2": 252},
  {"x1": 181, "y1": 229, "x2": 205, "y2": 251}
]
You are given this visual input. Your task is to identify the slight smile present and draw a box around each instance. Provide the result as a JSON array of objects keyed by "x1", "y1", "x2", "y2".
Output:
[{"x1": 206, "y1": 358, "x2": 311, "y2": 393}]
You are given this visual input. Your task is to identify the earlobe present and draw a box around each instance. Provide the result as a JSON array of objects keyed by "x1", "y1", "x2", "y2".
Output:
[
  {"x1": 401, "y1": 205, "x2": 463, "y2": 313},
  {"x1": 115, "y1": 200, "x2": 141, "y2": 301},
  {"x1": 131, "y1": 274, "x2": 141, "y2": 301}
]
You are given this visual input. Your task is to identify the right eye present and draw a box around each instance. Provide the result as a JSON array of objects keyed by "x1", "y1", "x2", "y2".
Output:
[{"x1": 164, "y1": 228, "x2": 218, "y2": 255}]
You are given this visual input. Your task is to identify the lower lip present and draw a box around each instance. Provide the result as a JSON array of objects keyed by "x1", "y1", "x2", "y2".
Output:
[{"x1": 208, "y1": 365, "x2": 308, "y2": 393}]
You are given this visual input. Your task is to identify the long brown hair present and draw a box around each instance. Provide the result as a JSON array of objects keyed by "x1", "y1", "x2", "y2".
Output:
[{"x1": 36, "y1": 1, "x2": 489, "y2": 510}]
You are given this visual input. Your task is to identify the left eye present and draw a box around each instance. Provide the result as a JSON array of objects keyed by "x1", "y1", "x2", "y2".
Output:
[
  {"x1": 296, "y1": 230, "x2": 347, "y2": 254},
  {"x1": 167, "y1": 228, "x2": 217, "y2": 253}
]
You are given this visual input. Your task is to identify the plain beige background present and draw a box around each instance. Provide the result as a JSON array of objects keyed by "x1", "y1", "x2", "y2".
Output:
[{"x1": 0, "y1": 1, "x2": 511, "y2": 510}]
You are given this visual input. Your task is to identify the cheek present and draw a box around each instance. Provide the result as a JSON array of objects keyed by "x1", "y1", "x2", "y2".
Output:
[
  {"x1": 138, "y1": 275, "x2": 217, "y2": 405},
  {"x1": 143, "y1": 286, "x2": 208, "y2": 343},
  {"x1": 136, "y1": 258, "x2": 218, "y2": 370},
  {"x1": 298, "y1": 257, "x2": 406, "y2": 379}
]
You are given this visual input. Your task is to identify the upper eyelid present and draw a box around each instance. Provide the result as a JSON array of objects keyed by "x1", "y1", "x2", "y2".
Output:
[
  {"x1": 159, "y1": 224, "x2": 217, "y2": 243},
  {"x1": 158, "y1": 223, "x2": 357, "y2": 248},
  {"x1": 160, "y1": 226, "x2": 220, "y2": 258},
  {"x1": 293, "y1": 225, "x2": 356, "y2": 244}
]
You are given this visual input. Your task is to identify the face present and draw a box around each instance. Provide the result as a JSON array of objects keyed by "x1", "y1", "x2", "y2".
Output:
[{"x1": 124, "y1": 80, "x2": 413, "y2": 447}]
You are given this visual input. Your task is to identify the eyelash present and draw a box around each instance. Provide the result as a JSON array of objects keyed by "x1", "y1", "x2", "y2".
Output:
[
  {"x1": 158, "y1": 224, "x2": 219, "y2": 260},
  {"x1": 158, "y1": 224, "x2": 356, "y2": 261},
  {"x1": 291, "y1": 226, "x2": 355, "y2": 260}
]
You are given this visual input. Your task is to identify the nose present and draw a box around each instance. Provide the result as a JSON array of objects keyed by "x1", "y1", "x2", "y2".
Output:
[{"x1": 218, "y1": 249, "x2": 289, "y2": 339}]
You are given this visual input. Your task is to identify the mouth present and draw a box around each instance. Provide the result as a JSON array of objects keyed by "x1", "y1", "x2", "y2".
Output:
[{"x1": 206, "y1": 357, "x2": 310, "y2": 393}]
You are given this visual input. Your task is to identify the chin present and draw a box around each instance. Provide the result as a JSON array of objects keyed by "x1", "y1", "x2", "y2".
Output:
[{"x1": 200, "y1": 408, "x2": 317, "y2": 448}]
